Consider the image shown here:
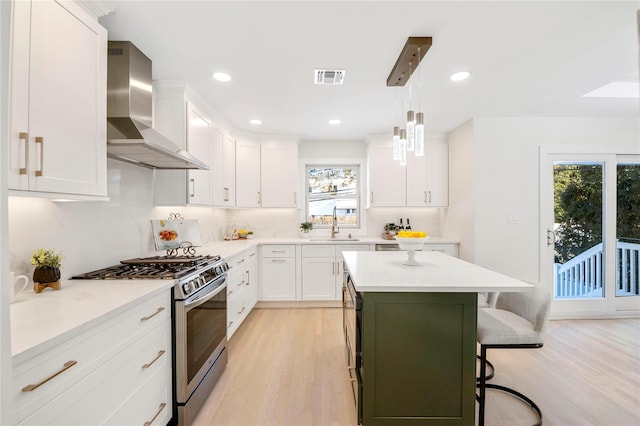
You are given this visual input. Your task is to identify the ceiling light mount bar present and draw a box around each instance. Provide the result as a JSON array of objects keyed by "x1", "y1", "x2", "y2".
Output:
[{"x1": 386, "y1": 37, "x2": 432, "y2": 87}]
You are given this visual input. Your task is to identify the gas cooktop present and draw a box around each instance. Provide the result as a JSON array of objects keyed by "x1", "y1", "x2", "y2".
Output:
[{"x1": 72, "y1": 255, "x2": 221, "y2": 280}]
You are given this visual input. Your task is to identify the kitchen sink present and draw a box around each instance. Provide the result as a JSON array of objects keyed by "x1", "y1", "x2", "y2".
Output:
[{"x1": 310, "y1": 238, "x2": 360, "y2": 242}]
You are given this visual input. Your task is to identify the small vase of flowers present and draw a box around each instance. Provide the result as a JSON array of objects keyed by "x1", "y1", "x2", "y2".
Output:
[{"x1": 31, "y1": 248, "x2": 63, "y2": 293}]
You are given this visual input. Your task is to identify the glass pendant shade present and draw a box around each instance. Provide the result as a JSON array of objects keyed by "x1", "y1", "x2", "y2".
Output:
[
  {"x1": 414, "y1": 112, "x2": 425, "y2": 157},
  {"x1": 399, "y1": 129, "x2": 407, "y2": 166},
  {"x1": 392, "y1": 126, "x2": 401, "y2": 160},
  {"x1": 406, "y1": 110, "x2": 415, "y2": 151}
]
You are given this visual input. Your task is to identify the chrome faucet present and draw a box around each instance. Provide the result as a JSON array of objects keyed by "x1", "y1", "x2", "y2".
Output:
[{"x1": 331, "y1": 206, "x2": 340, "y2": 239}]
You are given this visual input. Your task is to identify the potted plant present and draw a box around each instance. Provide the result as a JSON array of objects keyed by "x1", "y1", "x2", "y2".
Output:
[
  {"x1": 300, "y1": 222, "x2": 313, "y2": 238},
  {"x1": 31, "y1": 248, "x2": 63, "y2": 293}
]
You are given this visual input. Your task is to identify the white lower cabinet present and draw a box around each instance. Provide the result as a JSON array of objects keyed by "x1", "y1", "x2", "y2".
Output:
[
  {"x1": 12, "y1": 291, "x2": 172, "y2": 425},
  {"x1": 301, "y1": 244, "x2": 370, "y2": 301},
  {"x1": 260, "y1": 245, "x2": 296, "y2": 301},
  {"x1": 226, "y1": 246, "x2": 259, "y2": 338}
]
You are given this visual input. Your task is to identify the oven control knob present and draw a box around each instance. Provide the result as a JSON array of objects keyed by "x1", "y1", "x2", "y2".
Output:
[{"x1": 182, "y1": 283, "x2": 191, "y2": 295}]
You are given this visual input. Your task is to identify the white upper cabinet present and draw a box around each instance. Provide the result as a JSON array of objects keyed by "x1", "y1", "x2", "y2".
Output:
[
  {"x1": 153, "y1": 84, "x2": 213, "y2": 206},
  {"x1": 367, "y1": 143, "x2": 406, "y2": 207},
  {"x1": 367, "y1": 135, "x2": 448, "y2": 207},
  {"x1": 260, "y1": 139, "x2": 298, "y2": 208},
  {"x1": 211, "y1": 130, "x2": 236, "y2": 207},
  {"x1": 235, "y1": 137, "x2": 261, "y2": 207},
  {"x1": 9, "y1": 0, "x2": 107, "y2": 198},
  {"x1": 185, "y1": 102, "x2": 213, "y2": 205}
]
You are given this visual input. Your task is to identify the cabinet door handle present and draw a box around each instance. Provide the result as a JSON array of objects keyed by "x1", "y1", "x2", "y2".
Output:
[
  {"x1": 246, "y1": 270, "x2": 250, "y2": 285},
  {"x1": 35, "y1": 136, "x2": 44, "y2": 177},
  {"x1": 257, "y1": 191, "x2": 261, "y2": 204},
  {"x1": 371, "y1": 191, "x2": 374, "y2": 203},
  {"x1": 18, "y1": 132, "x2": 28, "y2": 174},
  {"x1": 140, "y1": 307, "x2": 165, "y2": 322},
  {"x1": 428, "y1": 191, "x2": 432, "y2": 204},
  {"x1": 224, "y1": 187, "x2": 229, "y2": 202},
  {"x1": 143, "y1": 402, "x2": 167, "y2": 426},
  {"x1": 424, "y1": 191, "x2": 427, "y2": 204},
  {"x1": 294, "y1": 191, "x2": 297, "y2": 204},
  {"x1": 142, "y1": 350, "x2": 166, "y2": 369},
  {"x1": 22, "y1": 360, "x2": 77, "y2": 392},
  {"x1": 190, "y1": 178, "x2": 195, "y2": 197}
]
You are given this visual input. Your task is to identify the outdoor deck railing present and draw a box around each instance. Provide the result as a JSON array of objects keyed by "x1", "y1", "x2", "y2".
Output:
[{"x1": 555, "y1": 241, "x2": 640, "y2": 298}]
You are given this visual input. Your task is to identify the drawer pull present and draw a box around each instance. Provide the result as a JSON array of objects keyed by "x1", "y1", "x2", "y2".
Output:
[
  {"x1": 272, "y1": 250, "x2": 285, "y2": 253},
  {"x1": 22, "y1": 360, "x2": 77, "y2": 392},
  {"x1": 140, "y1": 307, "x2": 165, "y2": 322},
  {"x1": 238, "y1": 306, "x2": 245, "y2": 315},
  {"x1": 249, "y1": 252, "x2": 256, "y2": 257},
  {"x1": 271, "y1": 259, "x2": 286, "y2": 263},
  {"x1": 238, "y1": 258, "x2": 245, "y2": 264},
  {"x1": 142, "y1": 350, "x2": 166, "y2": 369},
  {"x1": 143, "y1": 402, "x2": 167, "y2": 426}
]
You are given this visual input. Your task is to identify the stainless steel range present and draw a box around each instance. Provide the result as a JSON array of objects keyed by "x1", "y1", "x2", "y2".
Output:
[{"x1": 73, "y1": 254, "x2": 229, "y2": 426}]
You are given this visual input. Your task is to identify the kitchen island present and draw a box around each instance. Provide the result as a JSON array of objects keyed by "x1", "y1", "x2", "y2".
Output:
[{"x1": 342, "y1": 250, "x2": 533, "y2": 426}]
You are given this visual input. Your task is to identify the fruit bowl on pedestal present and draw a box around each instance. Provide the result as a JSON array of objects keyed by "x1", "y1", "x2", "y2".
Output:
[{"x1": 394, "y1": 236, "x2": 429, "y2": 266}]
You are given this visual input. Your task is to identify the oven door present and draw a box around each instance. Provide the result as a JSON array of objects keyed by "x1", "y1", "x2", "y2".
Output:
[{"x1": 175, "y1": 276, "x2": 227, "y2": 403}]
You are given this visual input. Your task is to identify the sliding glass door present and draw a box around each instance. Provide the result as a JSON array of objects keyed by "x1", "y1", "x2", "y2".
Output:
[{"x1": 541, "y1": 153, "x2": 639, "y2": 316}]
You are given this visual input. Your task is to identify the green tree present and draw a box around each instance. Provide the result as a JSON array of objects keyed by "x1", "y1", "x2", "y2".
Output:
[{"x1": 554, "y1": 163, "x2": 640, "y2": 264}]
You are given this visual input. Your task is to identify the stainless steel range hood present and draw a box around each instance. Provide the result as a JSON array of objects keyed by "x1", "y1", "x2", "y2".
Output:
[{"x1": 107, "y1": 41, "x2": 208, "y2": 170}]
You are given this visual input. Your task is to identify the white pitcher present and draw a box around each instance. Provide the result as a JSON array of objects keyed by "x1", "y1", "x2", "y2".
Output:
[{"x1": 9, "y1": 272, "x2": 29, "y2": 303}]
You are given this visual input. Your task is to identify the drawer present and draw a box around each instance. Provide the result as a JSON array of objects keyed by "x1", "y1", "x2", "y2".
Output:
[
  {"x1": 227, "y1": 268, "x2": 247, "y2": 299},
  {"x1": 18, "y1": 320, "x2": 171, "y2": 425},
  {"x1": 245, "y1": 246, "x2": 258, "y2": 262},
  {"x1": 104, "y1": 368, "x2": 172, "y2": 426},
  {"x1": 226, "y1": 252, "x2": 246, "y2": 270},
  {"x1": 12, "y1": 291, "x2": 170, "y2": 422},
  {"x1": 302, "y1": 244, "x2": 335, "y2": 258},
  {"x1": 261, "y1": 245, "x2": 295, "y2": 258}
]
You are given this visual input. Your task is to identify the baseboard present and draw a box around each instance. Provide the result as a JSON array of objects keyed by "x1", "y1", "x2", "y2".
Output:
[{"x1": 550, "y1": 311, "x2": 640, "y2": 320}]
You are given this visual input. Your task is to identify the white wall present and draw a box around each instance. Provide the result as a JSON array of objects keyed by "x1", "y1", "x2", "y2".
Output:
[
  {"x1": 441, "y1": 120, "x2": 475, "y2": 261},
  {"x1": 443, "y1": 116, "x2": 640, "y2": 284},
  {"x1": 8, "y1": 160, "x2": 226, "y2": 280}
]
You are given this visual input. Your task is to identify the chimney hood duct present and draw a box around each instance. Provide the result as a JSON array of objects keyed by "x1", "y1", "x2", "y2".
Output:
[{"x1": 107, "y1": 41, "x2": 208, "y2": 170}]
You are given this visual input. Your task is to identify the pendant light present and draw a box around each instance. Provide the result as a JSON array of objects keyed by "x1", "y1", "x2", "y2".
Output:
[
  {"x1": 406, "y1": 61, "x2": 415, "y2": 151},
  {"x1": 399, "y1": 129, "x2": 407, "y2": 166},
  {"x1": 414, "y1": 46, "x2": 425, "y2": 157}
]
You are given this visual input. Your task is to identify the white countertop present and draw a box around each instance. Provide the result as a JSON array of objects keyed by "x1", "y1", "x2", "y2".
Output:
[
  {"x1": 343, "y1": 251, "x2": 534, "y2": 293},
  {"x1": 11, "y1": 279, "x2": 173, "y2": 363}
]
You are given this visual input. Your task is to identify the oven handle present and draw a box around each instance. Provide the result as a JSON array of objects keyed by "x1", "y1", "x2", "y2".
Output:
[{"x1": 184, "y1": 276, "x2": 227, "y2": 311}]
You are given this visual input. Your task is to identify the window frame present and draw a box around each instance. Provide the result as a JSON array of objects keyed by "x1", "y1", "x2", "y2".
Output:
[{"x1": 301, "y1": 159, "x2": 366, "y2": 231}]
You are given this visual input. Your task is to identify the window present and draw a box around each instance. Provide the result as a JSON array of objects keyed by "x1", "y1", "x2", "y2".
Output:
[{"x1": 306, "y1": 165, "x2": 359, "y2": 228}]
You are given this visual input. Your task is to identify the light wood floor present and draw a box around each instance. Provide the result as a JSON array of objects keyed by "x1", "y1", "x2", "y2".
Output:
[{"x1": 193, "y1": 308, "x2": 640, "y2": 426}]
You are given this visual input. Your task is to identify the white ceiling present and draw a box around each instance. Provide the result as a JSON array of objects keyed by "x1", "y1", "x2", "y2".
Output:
[{"x1": 99, "y1": 1, "x2": 640, "y2": 141}]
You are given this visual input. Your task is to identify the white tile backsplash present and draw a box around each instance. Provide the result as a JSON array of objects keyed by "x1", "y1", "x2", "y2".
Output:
[{"x1": 8, "y1": 159, "x2": 443, "y2": 280}]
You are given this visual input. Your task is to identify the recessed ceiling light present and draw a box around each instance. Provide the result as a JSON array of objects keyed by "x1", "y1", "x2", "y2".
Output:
[
  {"x1": 450, "y1": 71, "x2": 471, "y2": 82},
  {"x1": 213, "y1": 72, "x2": 231, "y2": 82},
  {"x1": 328, "y1": 119, "x2": 341, "y2": 125},
  {"x1": 249, "y1": 119, "x2": 262, "y2": 125}
]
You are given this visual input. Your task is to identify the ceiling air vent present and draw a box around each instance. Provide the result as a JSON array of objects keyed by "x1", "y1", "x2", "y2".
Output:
[{"x1": 314, "y1": 69, "x2": 345, "y2": 85}]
